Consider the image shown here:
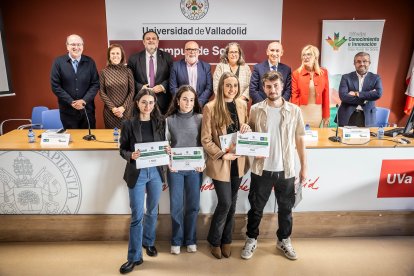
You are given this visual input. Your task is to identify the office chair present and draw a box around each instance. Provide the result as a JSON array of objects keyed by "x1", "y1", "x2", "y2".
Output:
[
  {"x1": 329, "y1": 106, "x2": 338, "y2": 128},
  {"x1": 0, "y1": 106, "x2": 48, "y2": 135},
  {"x1": 41, "y1": 109, "x2": 64, "y2": 129},
  {"x1": 375, "y1": 107, "x2": 390, "y2": 127}
]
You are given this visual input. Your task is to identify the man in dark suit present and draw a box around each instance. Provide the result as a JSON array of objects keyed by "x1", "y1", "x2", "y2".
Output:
[
  {"x1": 51, "y1": 34, "x2": 99, "y2": 129},
  {"x1": 337, "y1": 52, "x2": 383, "y2": 127},
  {"x1": 169, "y1": 41, "x2": 213, "y2": 106},
  {"x1": 128, "y1": 31, "x2": 173, "y2": 114},
  {"x1": 249, "y1": 42, "x2": 292, "y2": 104}
]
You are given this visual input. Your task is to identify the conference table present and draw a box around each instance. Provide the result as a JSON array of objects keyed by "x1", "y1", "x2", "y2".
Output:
[{"x1": 0, "y1": 128, "x2": 413, "y2": 241}]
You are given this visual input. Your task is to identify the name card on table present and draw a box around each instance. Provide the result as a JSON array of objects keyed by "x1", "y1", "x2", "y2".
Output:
[
  {"x1": 339, "y1": 127, "x2": 370, "y2": 144},
  {"x1": 304, "y1": 130, "x2": 319, "y2": 142},
  {"x1": 41, "y1": 133, "x2": 70, "y2": 147}
]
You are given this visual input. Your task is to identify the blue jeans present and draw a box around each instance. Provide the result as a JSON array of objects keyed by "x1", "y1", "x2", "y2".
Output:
[
  {"x1": 127, "y1": 167, "x2": 163, "y2": 262},
  {"x1": 168, "y1": 170, "x2": 202, "y2": 246}
]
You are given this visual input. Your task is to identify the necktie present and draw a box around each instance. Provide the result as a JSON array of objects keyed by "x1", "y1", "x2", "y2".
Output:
[
  {"x1": 73, "y1": 60, "x2": 78, "y2": 74},
  {"x1": 271, "y1": 65, "x2": 277, "y2": 71},
  {"x1": 149, "y1": 56, "x2": 155, "y2": 88}
]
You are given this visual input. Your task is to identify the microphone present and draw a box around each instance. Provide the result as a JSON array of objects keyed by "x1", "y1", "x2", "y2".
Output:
[
  {"x1": 328, "y1": 104, "x2": 341, "y2": 142},
  {"x1": 81, "y1": 102, "x2": 96, "y2": 141}
]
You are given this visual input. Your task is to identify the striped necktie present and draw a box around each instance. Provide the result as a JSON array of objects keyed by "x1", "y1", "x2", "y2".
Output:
[{"x1": 73, "y1": 60, "x2": 79, "y2": 73}]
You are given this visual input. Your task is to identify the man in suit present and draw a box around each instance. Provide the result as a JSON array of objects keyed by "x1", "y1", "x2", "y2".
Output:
[
  {"x1": 51, "y1": 34, "x2": 99, "y2": 129},
  {"x1": 169, "y1": 41, "x2": 213, "y2": 107},
  {"x1": 249, "y1": 42, "x2": 292, "y2": 104},
  {"x1": 128, "y1": 31, "x2": 173, "y2": 114},
  {"x1": 337, "y1": 52, "x2": 383, "y2": 127}
]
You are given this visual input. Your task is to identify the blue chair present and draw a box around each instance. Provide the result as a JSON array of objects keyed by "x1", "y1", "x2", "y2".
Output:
[
  {"x1": 41, "y1": 109, "x2": 64, "y2": 129},
  {"x1": 0, "y1": 106, "x2": 49, "y2": 135},
  {"x1": 375, "y1": 107, "x2": 390, "y2": 127}
]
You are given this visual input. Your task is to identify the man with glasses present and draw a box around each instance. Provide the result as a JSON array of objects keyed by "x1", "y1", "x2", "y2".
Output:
[
  {"x1": 337, "y1": 52, "x2": 383, "y2": 127},
  {"x1": 128, "y1": 31, "x2": 173, "y2": 114},
  {"x1": 249, "y1": 41, "x2": 292, "y2": 104},
  {"x1": 51, "y1": 34, "x2": 99, "y2": 129},
  {"x1": 169, "y1": 41, "x2": 213, "y2": 106}
]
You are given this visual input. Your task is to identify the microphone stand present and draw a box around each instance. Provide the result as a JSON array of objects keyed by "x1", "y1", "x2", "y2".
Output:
[
  {"x1": 81, "y1": 103, "x2": 96, "y2": 141},
  {"x1": 329, "y1": 104, "x2": 341, "y2": 142}
]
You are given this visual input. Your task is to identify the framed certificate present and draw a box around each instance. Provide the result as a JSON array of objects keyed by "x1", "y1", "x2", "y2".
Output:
[
  {"x1": 235, "y1": 132, "x2": 270, "y2": 157},
  {"x1": 171, "y1": 147, "x2": 205, "y2": 171},
  {"x1": 134, "y1": 141, "x2": 169, "y2": 169}
]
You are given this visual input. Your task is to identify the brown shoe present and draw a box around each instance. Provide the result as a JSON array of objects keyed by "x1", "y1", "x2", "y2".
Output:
[
  {"x1": 221, "y1": 243, "x2": 231, "y2": 258},
  {"x1": 210, "y1": 246, "x2": 222, "y2": 259}
]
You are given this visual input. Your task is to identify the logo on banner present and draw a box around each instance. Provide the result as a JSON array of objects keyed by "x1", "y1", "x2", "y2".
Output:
[
  {"x1": 0, "y1": 151, "x2": 82, "y2": 214},
  {"x1": 180, "y1": 0, "x2": 209, "y2": 20},
  {"x1": 377, "y1": 160, "x2": 414, "y2": 198},
  {"x1": 325, "y1": 32, "x2": 347, "y2": 50}
]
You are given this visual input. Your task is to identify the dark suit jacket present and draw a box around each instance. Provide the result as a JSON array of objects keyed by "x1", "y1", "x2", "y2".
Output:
[
  {"x1": 127, "y1": 50, "x2": 173, "y2": 113},
  {"x1": 338, "y1": 71, "x2": 383, "y2": 127},
  {"x1": 119, "y1": 117, "x2": 167, "y2": 188},
  {"x1": 169, "y1": 59, "x2": 213, "y2": 106},
  {"x1": 249, "y1": 61, "x2": 292, "y2": 104},
  {"x1": 50, "y1": 54, "x2": 99, "y2": 125}
]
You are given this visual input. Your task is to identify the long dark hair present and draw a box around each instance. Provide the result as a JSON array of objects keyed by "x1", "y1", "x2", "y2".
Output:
[
  {"x1": 213, "y1": 72, "x2": 240, "y2": 128},
  {"x1": 165, "y1": 85, "x2": 202, "y2": 117},
  {"x1": 133, "y1": 88, "x2": 164, "y2": 132}
]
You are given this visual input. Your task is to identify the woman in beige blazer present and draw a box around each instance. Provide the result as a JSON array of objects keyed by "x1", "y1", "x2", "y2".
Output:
[
  {"x1": 201, "y1": 72, "x2": 250, "y2": 259},
  {"x1": 213, "y1": 42, "x2": 252, "y2": 101}
]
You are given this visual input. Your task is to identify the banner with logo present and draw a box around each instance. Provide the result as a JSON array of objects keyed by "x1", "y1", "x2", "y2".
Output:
[
  {"x1": 1, "y1": 147, "x2": 413, "y2": 215},
  {"x1": 321, "y1": 20, "x2": 385, "y2": 104},
  {"x1": 105, "y1": 0, "x2": 283, "y2": 63}
]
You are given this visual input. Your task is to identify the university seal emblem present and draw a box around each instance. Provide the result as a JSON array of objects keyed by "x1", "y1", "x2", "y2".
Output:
[
  {"x1": 0, "y1": 151, "x2": 82, "y2": 214},
  {"x1": 180, "y1": 0, "x2": 209, "y2": 20}
]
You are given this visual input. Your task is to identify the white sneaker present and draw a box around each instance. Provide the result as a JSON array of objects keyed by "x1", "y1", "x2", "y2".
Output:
[
  {"x1": 276, "y1": 238, "x2": 297, "y2": 260},
  {"x1": 171, "y1": 245, "x2": 180, "y2": 255},
  {"x1": 241, "y1": 238, "x2": 257, "y2": 260},
  {"x1": 187, "y1": 244, "x2": 197, "y2": 253}
]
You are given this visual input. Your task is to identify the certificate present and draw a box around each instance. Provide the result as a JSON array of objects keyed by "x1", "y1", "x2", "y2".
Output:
[
  {"x1": 235, "y1": 132, "x2": 270, "y2": 157},
  {"x1": 134, "y1": 141, "x2": 169, "y2": 169},
  {"x1": 171, "y1": 147, "x2": 205, "y2": 171},
  {"x1": 219, "y1": 133, "x2": 237, "y2": 153}
]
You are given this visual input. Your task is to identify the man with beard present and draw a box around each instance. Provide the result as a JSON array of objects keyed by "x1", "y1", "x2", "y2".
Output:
[
  {"x1": 249, "y1": 42, "x2": 292, "y2": 104},
  {"x1": 51, "y1": 34, "x2": 99, "y2": 129},
  {"x1": 241, "y1": 70, "x2": 307, "y2": 261},
  {"x1": 169, "y1": 41, "x2": 213, "y2": 107},
  {"x1": 128, "y1": 31, "x2": 173, "y2": 114},
  {"x1": 337, "y1": 52, "x2": 383, "y2": 127}
]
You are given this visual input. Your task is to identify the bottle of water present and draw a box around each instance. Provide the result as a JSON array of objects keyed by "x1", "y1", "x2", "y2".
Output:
[
  {"x1": 113, "y1": 127, "x2": 119, "y2": 142},
  {"x1": 378, "y1": 126, "x2": 384, "y2": 139},
  {"x1": 28, "y1": 129, "x2": 35, "y2": 143},
  {"x1": 305, "y1": 124, "x2": 311, "y2": 131}
]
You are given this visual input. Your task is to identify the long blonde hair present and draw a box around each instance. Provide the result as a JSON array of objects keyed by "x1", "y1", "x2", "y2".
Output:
[
  {"x1": 212, "y1": 72, "x2": 240, "y2": 128},
  {"x1": 298, "y1": 44, "x2": 323, "y2": 75}
]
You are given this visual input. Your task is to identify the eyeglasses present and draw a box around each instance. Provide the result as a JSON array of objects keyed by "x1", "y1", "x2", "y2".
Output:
[
  {"x1": 302, "y1": 53, "x2": 313, "y2": 57},
  {"x1": 185, "y1": 48, "x2": 199, "y2": 52},
  {"x1": 228, "y1": 51, "x2": 240, "y2": 55},
  {"x1": 67, "y1": 43, "x2": 83, "y2": 47}
]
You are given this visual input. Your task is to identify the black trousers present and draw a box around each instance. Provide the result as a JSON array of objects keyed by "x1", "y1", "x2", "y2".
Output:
[
  {"x1": 207, "y1": 176, "x2": 242, "y2": 246},
  {"x1": 246, "y1": 171, "x2": 295, "y2": 241},
  {"x1": 348, "y1": 110, "x2": 365, "y2": 127}
]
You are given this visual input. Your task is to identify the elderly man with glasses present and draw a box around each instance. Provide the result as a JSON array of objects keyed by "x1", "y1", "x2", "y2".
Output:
[
  {"x1": 50, "y1": 34, "x2": 99, "y2": 129},
  {"x1": 169, "y1": 41, "x2": 213, "y2": 107}
]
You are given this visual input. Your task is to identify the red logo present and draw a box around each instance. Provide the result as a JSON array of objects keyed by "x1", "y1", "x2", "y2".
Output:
[{"x1": 378, "y1": 160, "x2": 414, "y2": 198}]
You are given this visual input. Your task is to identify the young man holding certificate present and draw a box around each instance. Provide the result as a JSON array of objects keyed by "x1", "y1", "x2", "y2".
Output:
[{"x1": 241, "y1": 71, "x2": 307, "y2": 261}]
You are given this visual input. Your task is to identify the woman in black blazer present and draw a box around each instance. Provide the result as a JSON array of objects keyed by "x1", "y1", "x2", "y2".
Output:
[{"x1": 119, "y1": 88, "x2": 167, "y2": 274}]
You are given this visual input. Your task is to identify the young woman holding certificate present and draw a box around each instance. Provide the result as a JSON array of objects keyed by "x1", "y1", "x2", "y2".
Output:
[
  {"x1": 119, "y1": 88, "x2": 168, "y2": 274},
  {"x1": 201, "y1": 72, "x2": 251, "y2": 259},
  {"x1": 165, "y1": 85, "x2": 204, "y2": 255}
]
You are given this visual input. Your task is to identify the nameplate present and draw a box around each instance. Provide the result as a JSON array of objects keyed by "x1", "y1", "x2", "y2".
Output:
[
  {"x1": 304, "y1": 130, "x2": 319, "y2": 142},
  {"x1": 339, "y1": 127, "x2": 370, "y2": 144},
  {"x1": 41, "y1": 133, "x2": 70, "y2": 147}
]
